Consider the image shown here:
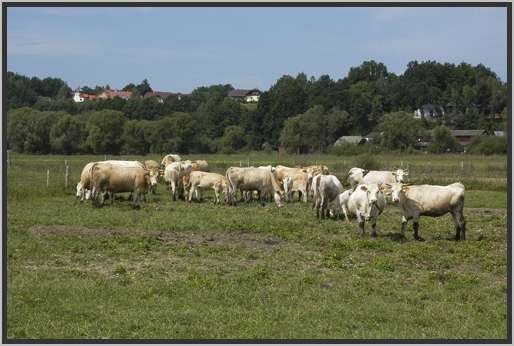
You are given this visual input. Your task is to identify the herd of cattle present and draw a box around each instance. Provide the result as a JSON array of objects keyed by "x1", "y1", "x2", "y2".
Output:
[{"x1": 76, "y1": 154, "x2": 466, "y2": 241}]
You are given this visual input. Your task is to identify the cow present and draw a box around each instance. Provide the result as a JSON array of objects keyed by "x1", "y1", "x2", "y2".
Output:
[
  {"x1": 187, "y1": 171, "x2": 228, "y2": 204},
  {"x1": 303, "y1": 165, "x2": 329, "y2": 199},
  {"x1": 344, "y1": 184, "x2": 387, "y2": 237},
  {"x1": 225, "y1": 167, "x2": 283, "y2": 207},
  {"x1": 164, "y1": 161, "x2": 192, "y2": 201},
  {"x1": 77, "y1": 160, "x2": 152, "y2": 201},
  {"x1": 89, "y1": 162, "x2": 152, "y2": 209},
  {"x1": 190, "y1": 160, "x2": 209, "y2": 172},
  {"x1": 76, "y1": 162, "x2": 95, "y2": 201},
  {"x1": 386, "y1": 182, "x2": 466, "y2": 241},
  {"x1": 316, "y1": 174, "x2": 344, "y2": 219},
  {"x1": 144, "y1": 160, "x2": 160, "y2": 194},
  {"x1": 161, "y1": 154, "x2": 182, "y2": 168},
  {"x1": 336, "y1": 189, "x2": 353, "y2": 222},
  {"x1": 347, "y1": 167, "x2": 408, "y2": 189},
  {"x1": 282, "y1": 170, "x2": 309, "y2": 202}
]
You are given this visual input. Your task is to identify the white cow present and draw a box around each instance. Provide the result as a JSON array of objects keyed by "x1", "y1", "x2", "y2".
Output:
[
  {"x1": 282, "y1": 171, "x2": 309, "y2": 202},
  {"x1": 226, "y1": 167, "x2": 283, "y2": 207},
  {"x1": 164, "y1": 161, "x2": 192, "y2": 201},
  {"x1": 188, "y1": 171, "x2": 228, "y2": 204},
  {"x1": 347, "y1": 167, "x2": 408, "y2": 189},
  {"x1": 386, "y1": 182, "x2": 466, "y2": 241},
  {"x1": 316, "y1": 174, "x2": 344, "y2": 219},
  {"x1": 345, "y1": 183, "x2": 387, "y2": 237},
  {"x1": 336, "y1": 189, "x2": 353, "y2": 222},
  {"x1": 161, "y1": 154, "x2": 182, "y2": 167},
  {"x1": 89, "y1": 162, "x2": 152, "y2": 209}
]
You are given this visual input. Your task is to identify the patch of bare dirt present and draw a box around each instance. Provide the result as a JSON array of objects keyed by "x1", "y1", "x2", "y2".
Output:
[{"x1": 30, "y1": 225, "x2": 283, "y2": 249}]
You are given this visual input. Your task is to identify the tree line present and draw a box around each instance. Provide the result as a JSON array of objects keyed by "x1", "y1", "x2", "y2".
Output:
[{"x1": 6, "y1": 60, "x2": 508, "y2": 155}]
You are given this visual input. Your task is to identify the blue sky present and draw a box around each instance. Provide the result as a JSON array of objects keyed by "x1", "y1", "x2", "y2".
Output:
[{"x1": 7, "y1": 6, "x2": 508, "y2": 93}]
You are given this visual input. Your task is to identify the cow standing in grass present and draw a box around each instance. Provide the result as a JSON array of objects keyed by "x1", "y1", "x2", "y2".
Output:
[
  {"x1": 344, "y1": 184, "x2": 387, "y2": 237},
  {"x1": 386, "y1": 182, "x2": 466, "y2": 241},
  {"x1": 347, "y1": 167, "x2": 408, "y2": 189}
]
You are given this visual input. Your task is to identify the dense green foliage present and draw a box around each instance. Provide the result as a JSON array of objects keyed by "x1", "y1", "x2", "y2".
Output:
[
  {"x1": 7, "y1": 60, "x2": 507, "y2": 155},
  {"x1": 428, "y1": 126, "x2": 462, "y2": 154},
  {"x1": 467, "y1": 136, "x2": 508, "y2": 155}
]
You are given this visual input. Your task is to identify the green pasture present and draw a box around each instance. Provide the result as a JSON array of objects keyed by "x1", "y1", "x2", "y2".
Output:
[{"x1": 5, "y1": 153, "x2": 509, "y2": 340}]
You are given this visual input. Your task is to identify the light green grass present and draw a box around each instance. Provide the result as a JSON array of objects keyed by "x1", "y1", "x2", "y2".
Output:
[{"x1": 6, "y1": 153, "x2": 508, "y2": 340}]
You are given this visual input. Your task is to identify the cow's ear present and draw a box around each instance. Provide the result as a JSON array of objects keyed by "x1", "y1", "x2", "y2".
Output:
[
  {"x1": 363, "y1": 170, "x2": 369, "y2": 176},
  {"x1": 392, "y1": 172, "x2": 397, "y2": 176},
  {"x1": 360, "y1": 185, "x2": 368, "y2": 191}
]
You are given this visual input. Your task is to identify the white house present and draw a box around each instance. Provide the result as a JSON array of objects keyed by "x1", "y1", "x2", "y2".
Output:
[{"x1": 73, "y1": 91, "x2": 85, "y2": 103}]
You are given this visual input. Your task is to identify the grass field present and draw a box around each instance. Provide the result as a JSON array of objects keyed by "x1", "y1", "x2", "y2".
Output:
[{"x1": 5, "y1": 153, "x2": 509, "y2": 340}]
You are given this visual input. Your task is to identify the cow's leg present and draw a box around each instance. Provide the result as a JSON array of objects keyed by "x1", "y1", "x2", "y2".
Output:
[
  {"x1": 343, "y1": 206, "x2": 350, "y2": 222},
  {"x1": 400, "y1": 215, "x2": 408, "y2": 235},
  {"x1": 358, "y1": 216, "x2": 365, "y2": 237},
  {"x1": 413, "y1": 218, "x2": 424, "y2": 241},
  {"x1": 371, "y1": 219, "x2": 378, "y2": 238},
  {"x1": 188, "y1": 185, "x2": 194, "y2": 202},
  {"x1": 452, "y1": 209, "x2": 466, "y2": 241}
]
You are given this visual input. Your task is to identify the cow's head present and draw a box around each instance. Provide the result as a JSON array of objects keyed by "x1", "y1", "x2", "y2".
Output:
[
  {"x1": 76, "y1": 182, "x2": 83, "y2": 198},
  {"x1": 359, "y1": 183, "x2": 384, "y2": 221},
  {"x1": 392, "y1": 168, "x2": 408, "y2": 183},
  {"x1": 386, "y1": 182, "x2": 409, "y2": 203},
  {"x1": 148, "y1": 170, "x2": 158, "y2": 187},
  {"x1": 348, "y1": 167, "x2": 368, "y2": 186}
]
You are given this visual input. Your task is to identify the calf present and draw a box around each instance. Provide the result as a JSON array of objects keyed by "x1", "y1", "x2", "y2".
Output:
[
  {"x1": 387, "y1": 182, "x2": 466, "y2": 241},
  {"x1": 188, "y1": 171, "x2": 228, "y2": 204}
]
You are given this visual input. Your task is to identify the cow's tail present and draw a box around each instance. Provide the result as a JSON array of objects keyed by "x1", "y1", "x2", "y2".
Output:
[
  {"x1": 225, "y1": 168, "x2": 235, "y2": 205},
  {"x1": 88, "y1": 162, "x2": 98, "y2": 204}
]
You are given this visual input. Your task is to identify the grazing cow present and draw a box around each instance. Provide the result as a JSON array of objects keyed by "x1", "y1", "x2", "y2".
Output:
[
  {"x1": 345, "y1": 184, "x2": 387, "y2": 237},
  {"x1": 76, "y1": 162, "x2": 95, "y2": 201},
  {"x1": 164, "y1": 161, "x2": 192, "y2": 201},
  {"x1": 161, "y1": 154, "x2": 182, "y2": 168},
  {"x1": 316, "y1": 174, "x2": 344, "y2": 219},
  {"x1": 77, "y1": 160, "x2": 152, "y2": 201},
  {"x1": 188, "y1": 171, "x2": 228, "y2": 204},
  {"x1": 386, "y1": 182, "x2": 466, "y2": 241},
  {"x1": 226, "y1": 167, "x2": 283, "y2": 207},
  {"x1": 89, "y1": 162, "x2": 151, "y2": 209},
  {"x1": 347, "y1": 167, "x2": 408, "y2": 189}
]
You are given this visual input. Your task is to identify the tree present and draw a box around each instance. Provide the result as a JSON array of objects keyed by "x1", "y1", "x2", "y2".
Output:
[
  {"x1": 121, "y1": 120, "x2": 152, "y2": 155},
  {"x1": 135, "y1": 79, "x2": 152, "y2": 97},
  {"x1": 50, "y1": 115, "x2": 87, "y2": 154},
  {"x1": 86, "y1": 110, "x2": 127, "y2": 154},
  {"x1": 378, "y1": 111, "x2": 424, "y2": 150},
  {"x1": 427, "y1": 126, "x2": 461, "y2": 153},
  {"x1": 219, "y1": 126, "x2": 247, "y2": 153},
  {"x1": 7, "y1": 107, "x2": 63, "y2": 153}
]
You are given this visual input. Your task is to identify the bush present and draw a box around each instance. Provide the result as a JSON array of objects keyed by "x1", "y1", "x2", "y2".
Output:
[
  {"x1": 467, "y1": 136, "x2": 507, "y2": 155},
  {"x1": 427, "y1": 126, "x2": 462, "y2": 153},
  {"x1": 353, "y1": 154, "x2": 380, "y2": 170}
]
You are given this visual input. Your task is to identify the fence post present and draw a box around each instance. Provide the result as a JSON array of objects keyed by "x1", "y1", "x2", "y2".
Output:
[
  {"x1": 461, "y1": 160, "x2": 464, "y2": 170},
  {"x1": 46, "y1": 169, "x2": 50, "y2": 188},
  {"x1": 7, "y1": 150, "x2": 10, "y2": 168},
  {"x1": 401, "y1": 160, "x2": 403, "y2": 168},
  {"x1": 65, "y1": 165, "x2": 70, "y2": 188},
  {"x1": 247, "y1": 157, "x2": 250, "y2": 167},
  {"x1": 239, "y1": 160, "x2": 242, "y2": 167}
]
